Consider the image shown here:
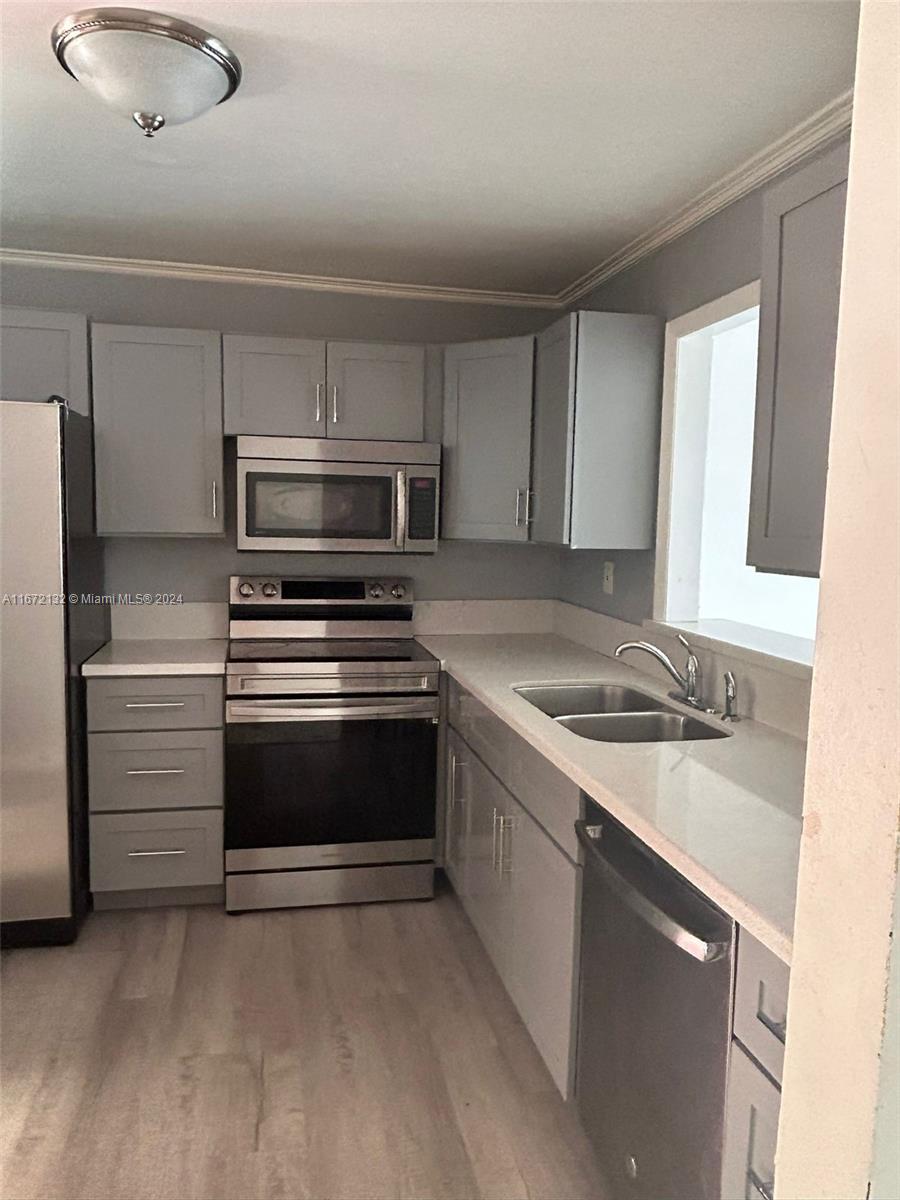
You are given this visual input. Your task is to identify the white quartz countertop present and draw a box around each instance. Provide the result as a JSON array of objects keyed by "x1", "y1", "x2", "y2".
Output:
[
  {"x1": 82, "y1": 639, "x2": 228, "y2": 677},
  {"x1": 417, "y1": 633, "x2": 805, "y2": 963}
]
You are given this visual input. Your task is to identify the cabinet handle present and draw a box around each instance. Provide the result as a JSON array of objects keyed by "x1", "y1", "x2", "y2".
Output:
[
  {"x1": 316, "y1": 382, "x2": 324, "y2": 423},
  {"x1": 211, "y1": 480, "x2": 218, "y2": 520},
  {"x1": 497, "y1": 814, "x2": 515, "y2": 876},
  {"x1": 126, "y1": 768, "x2": 185, "y2": 776},
  {"x1": 524, "y1": 490, "x2": 533, "y2": 525},
  {"x1": 515, "y1": 488, "x2": 523, "y2": 527},
  {"x1": 331, "y1": 385, "x2": 339, "y2": 424},
  {"x1": 491, "y1": 807, "x2": 499, "y2": 869},
  {"x1": 127, "y1": 848, "x2": 187, "y2": 858},
  {"x1": 756, "y1": 1004, "x2": 787, "y2": 1045},
  {"x1": 747, "y1": 1168, "x2": 774, "y2": 1200},
  {"x1": 124, "y1": 701, "x2": 186, "y2": 709},
  {"x1": 450, "y1": 753, "x2": 467, "y2": 805}
]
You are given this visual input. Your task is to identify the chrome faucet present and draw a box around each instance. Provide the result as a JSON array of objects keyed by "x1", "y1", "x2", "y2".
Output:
[{"x1": 614, "y1": 633, "x2": 704, "y2": 709}]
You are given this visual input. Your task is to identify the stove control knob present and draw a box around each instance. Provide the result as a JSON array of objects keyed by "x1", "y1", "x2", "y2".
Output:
[
  {"x1": 261, "y1": 582, "x2": 278, "y2": 598},
  {"x1": 369, "y1": 583, "x2": 384, "y2": 599},
  {"x1": 238, "y1": 581, "x2": 255, "y2": 598},
  {"x1": 391, "y1": 584, "x2": 406, "y2": 600}
]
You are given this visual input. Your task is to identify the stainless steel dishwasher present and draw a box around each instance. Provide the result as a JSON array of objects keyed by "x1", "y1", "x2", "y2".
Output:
[{"x1": 575, "y1": 801, "x2": 735, "y2": 1200}]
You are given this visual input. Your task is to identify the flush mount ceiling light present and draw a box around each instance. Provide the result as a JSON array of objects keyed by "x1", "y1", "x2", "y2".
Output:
[{"x1": 51, "y1": 7, "x2": 242, "y2": 137}]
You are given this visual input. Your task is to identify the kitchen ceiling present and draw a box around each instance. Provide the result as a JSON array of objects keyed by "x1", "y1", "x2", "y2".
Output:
[{"x1": 0, "y1": 1, "x2": 859, "y2": 298}]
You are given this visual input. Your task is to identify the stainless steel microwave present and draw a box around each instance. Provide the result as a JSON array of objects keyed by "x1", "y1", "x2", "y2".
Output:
[{"x1": 236, "y1": 437, "x2": 441, "y2": 553}]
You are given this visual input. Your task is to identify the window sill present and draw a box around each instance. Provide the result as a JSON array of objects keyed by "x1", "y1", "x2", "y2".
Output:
[{"x1": 643, "y1": 618, "x2": 814, "y2": 679}]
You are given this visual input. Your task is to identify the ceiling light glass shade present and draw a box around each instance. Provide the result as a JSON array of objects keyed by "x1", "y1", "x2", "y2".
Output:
[{"x1": 52, "y1": 8, "x2": 241, "y2": 136}]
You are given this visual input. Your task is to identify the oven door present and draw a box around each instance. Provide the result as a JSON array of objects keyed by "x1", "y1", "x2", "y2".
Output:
[
  {"x1": 237, "y1": 458, "x2": 402, "y2": 552},
  {"x1": 224, "y1": 695, "x2": 438, "y2": 871}
]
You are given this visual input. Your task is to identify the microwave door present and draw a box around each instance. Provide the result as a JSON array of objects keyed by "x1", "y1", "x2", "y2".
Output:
[{"x1": 237, "y1": 459, "x2": 400, "y2": 553}]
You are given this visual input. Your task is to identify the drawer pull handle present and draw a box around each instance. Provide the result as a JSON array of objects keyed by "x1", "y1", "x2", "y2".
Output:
[
  {"x1": 124, "y1": 701, "x2": 187, "y2": 709},
  {"x1": 126, "y1": 768, "x2": 186, "y2": 776},
  {"x1": 747, "y1": 1167, "x2": 774, "y2": 1200},
  {"x1": 127, "y1": 848, "x2": 187, "y2": 857},
  {"x1": 756, "y1": 1006, "x2": 787, "y2": 1044}
]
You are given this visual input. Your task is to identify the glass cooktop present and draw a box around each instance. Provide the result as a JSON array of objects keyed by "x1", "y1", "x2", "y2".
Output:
[{"x1": 228, "y1": 639, "x2": 437, "y2": 665}]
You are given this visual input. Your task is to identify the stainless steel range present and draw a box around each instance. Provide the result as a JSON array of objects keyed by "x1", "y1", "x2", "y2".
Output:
[{"x1": 224, "y1": 576, "x2": 439, "y2": 912}]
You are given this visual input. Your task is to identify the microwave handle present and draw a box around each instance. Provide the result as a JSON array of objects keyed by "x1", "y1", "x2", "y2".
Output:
[{"x1": 395, "y1": 468, "x2": 408, "y2": 549}]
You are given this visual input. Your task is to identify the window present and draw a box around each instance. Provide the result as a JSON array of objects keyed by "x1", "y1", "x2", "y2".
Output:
[{"x1": 655, "y1": 283, "x2": 819, "y2": 659}]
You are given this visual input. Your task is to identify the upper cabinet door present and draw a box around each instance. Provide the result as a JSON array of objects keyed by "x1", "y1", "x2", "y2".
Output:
[
  {"x1": 223, "y1": 335, "x2": 326, "y2": 436},
  {"x1": 530, "y1": 311, "x2": 661, "y2": 549},
  {"x1": 531, "y1": 314, "x2": 576, "y2": 545},
  {"x1": 92, "y1": 325, "x2": 224, "y2": 537},
  {"x1": 442, "y1": 337, "x2": 535, "y2": 542},
  {"x1": 325, "y1": 341, "x2": 425, "y2": 441},
  {"x1": 0, "y1": 307, "x2": 89, "y2": 416},
  {"x1": 747, "y1": 142, "x2": 849, "y2": 577}
]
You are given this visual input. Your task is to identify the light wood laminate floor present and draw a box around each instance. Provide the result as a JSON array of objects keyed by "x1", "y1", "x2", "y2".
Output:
[{"x1": 0, "y1": 884, "x2": 604, "y2": 1200}]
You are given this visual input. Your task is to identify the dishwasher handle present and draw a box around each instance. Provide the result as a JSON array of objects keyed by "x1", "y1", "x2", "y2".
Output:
[{"x1": 575, "y1": 820, "x2": 730, "y2": 964}]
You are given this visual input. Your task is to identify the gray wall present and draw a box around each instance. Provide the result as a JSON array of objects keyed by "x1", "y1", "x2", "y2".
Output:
[{"x1": 560, "y1": 137, "x2": 850, "y2": 622}]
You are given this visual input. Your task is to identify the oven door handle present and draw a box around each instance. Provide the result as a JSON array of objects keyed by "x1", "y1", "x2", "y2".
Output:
[{"x1": 226, "y1": 699, "x2": 439, "y2": 723}]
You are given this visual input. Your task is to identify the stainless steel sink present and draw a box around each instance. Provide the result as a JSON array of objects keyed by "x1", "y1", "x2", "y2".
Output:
[
  {"x1": 514, "y1": 683, "x2": 666, "y2": 718},
  {"x1": 556, "y1": 712, "x2": 730, "y2": 743}
]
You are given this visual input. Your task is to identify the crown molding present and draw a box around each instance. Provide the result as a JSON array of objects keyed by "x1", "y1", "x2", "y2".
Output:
[
  {"x1": 556, "y1": 88, "x2": 854, "y2": 306},
  {"x1": 0, "y1": 90, "x2": 851, "y2": 311},
  {"x1": 0, "y1": 246, "x2": 559, "y2": 310}
]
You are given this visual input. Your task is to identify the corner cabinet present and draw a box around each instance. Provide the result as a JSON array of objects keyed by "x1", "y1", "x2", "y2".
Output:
[
  {"x1": 92, "y1": 324, "x2": 224, "y2": 536},
  {"x1": 747, "y1": 140, "x2": 849, "y2": 576},
  {"x1": 531, "y1": 310, "x2": 662, "y2": 548},
  {"x1": 442, "y1": 336, "x2": 535, "y2": 541},
  {"x1": 223, "y1": 335, "x2": 425, "y2": 442},
  {"x1": 0, "y1": 307, "x2": 90, "y2": 416}
]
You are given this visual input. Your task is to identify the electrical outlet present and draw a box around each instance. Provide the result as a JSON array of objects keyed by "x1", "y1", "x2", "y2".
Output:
[{"x1": 603, "y1": 561, "x2": 615, "y2": 595}]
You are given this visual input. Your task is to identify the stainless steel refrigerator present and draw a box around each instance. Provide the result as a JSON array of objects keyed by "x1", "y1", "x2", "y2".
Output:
[{"x1": 0, "y1": 399, "x2": 107, "y2": 946}]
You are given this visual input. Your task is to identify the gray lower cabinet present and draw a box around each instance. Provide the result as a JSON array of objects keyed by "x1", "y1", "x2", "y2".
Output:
[
  {"x1": 91, "y1": 324, "x2": 224, "y2": 536},
  {"x1": 442, "y1": 336, "x2": 535, "y2": 541},
  {"x1": 86, "y1": 676, "x2": 224, "y2": 898},
  {"x1": 0, "y1": 307, "x2": 90, "y2": 416},
  {"x1": 733, "y1": 927, "x2": 790, "y2": 1086},
  {"x1": 325, "y1": 341, "x2": 425, "y2": 441},
  {"x1": 721, "y1": 1043, "x2": 780, "y2": 1200},
  {"x1": 531, "y1": 310, "x2": 662, "y2": 549},
  {"x1": 88, "y1": 729, "x2": 223, "y2": 812},
  {"x1": 747, "y1": 140, "x2": 849, "y2": 576},
  {"x1": 223, "y1": 335, "x2": 327, "y2": 436},
  {"x1": 445, "y1": 691, "x2": 579, "y2": 1097},
  {"x1": 89, "y1": 810, "x2": 224, "y2": 891}
]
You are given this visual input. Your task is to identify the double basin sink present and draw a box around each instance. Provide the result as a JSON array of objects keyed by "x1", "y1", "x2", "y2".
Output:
[{"x1": 514, "y1": 683, "x2": 731, "y2": 743}]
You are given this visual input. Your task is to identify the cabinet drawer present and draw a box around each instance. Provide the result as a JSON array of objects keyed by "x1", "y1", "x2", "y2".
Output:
[
  {"x1": 721, "y1": 1041, "x2": 781, "y2": 1200},
  {"x1": 447, "y1": 678, "x2": 509, "y2": 782},
  {"x1": 90, "y1": 810, "x2": 223, "y2": 891},
  {"x1": 734, "y1": 928, "x2": 790, "y2": 1085},
  {"x1": 89, "y1": 730, "x2": 223, "y2": 812},
  {"x1": 506, "y1": 726, "x2": 580, "y2": 860},
  {"x1": 87, "y1": 676, "x2": 223, "y2": 732}
]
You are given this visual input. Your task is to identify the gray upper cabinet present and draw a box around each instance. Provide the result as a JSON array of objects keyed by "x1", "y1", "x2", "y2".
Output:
[
  {"x1": 747, "y1": 141, "x2": 849, "y2": 577},
  {"x1": 92, "y1": 324, "x2": 224, "y2": 536},
  {"x1": 0, "y1": 307, "x2": 90, "y2": 416},
  {"x1": 325, "y1": 341, "x2": 425, "y2": 441},
  {"x1": 442, "y1": 336, "x2": 535, "y2": 542},
  {"x1": 223, "y1": 335, "x2": 326, "y2": 436},
  {"x1": 531, "y1": 311, "x2": 662, "y2": 549}
]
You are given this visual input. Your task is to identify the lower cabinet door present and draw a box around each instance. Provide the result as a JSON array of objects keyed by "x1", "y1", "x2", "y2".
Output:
[
  {"x1": 90, "y1": 809, "x2": 223, "y2": 891},
  {"x1": 463, "y1": 753, "x2": 510, "y2": 980},
  {"x1": 444, "y1": 729, "x2": 470, "y2": 898},
  {"x1": 507, "y1": 796, "x2": 578, "y2": 1096},
  {"x1": 721, "y1": 1042, "x2": 781, "y2": 1200}
]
